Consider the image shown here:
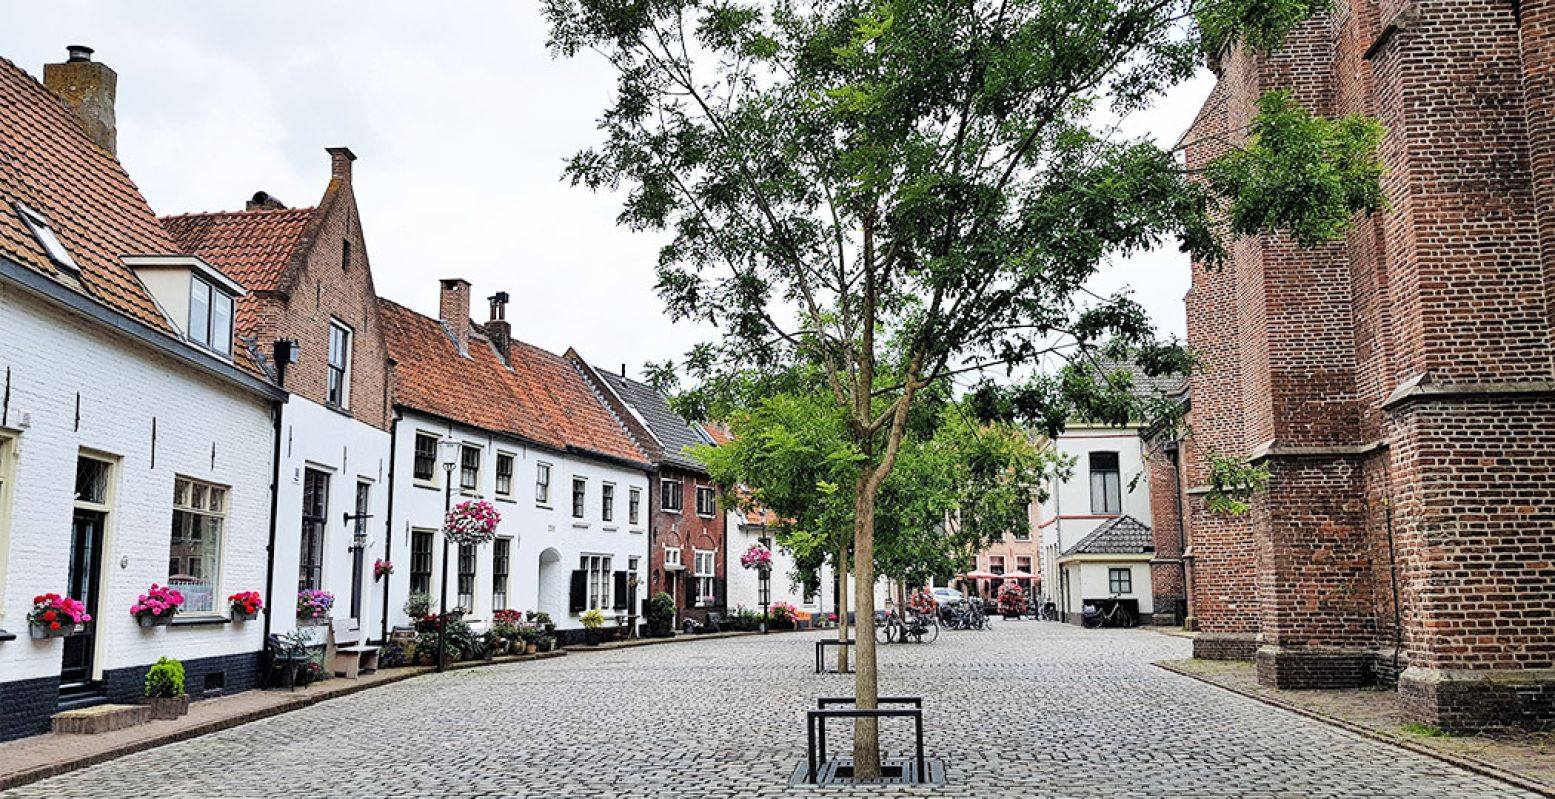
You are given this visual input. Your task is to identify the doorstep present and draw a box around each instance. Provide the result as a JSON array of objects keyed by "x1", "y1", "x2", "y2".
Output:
[{"x1": 0, "y1": 650, "x2": 566, "y2": 792}]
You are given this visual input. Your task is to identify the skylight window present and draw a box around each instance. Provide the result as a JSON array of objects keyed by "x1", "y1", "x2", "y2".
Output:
[{"x1": 16, "y1": 204, "x2": 80, "y2": 273}]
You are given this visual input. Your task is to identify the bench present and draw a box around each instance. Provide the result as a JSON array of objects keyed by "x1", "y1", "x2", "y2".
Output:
[
  {"x1": 705, "y1": 612, "x2": 734, "y2": 633},
  {"x1": 325, "y1": 619, "x2": 380, "y2": 679}
]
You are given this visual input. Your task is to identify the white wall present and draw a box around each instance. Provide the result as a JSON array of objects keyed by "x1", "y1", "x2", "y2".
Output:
[
  {"x1": 725, "y1": 516, "x2": 833, "y2": 618},
  {"x1": 386, "y1": 411, "x2": 650, "y2": 631},
  {"x1": 1036, "y1": 424, "x2": 1151, "y2": 607},
  {"x1": 1062, "y1": 558, "x2": 1153, "y2": 615},
  {"x1": 0, "y1": 285, "x2": 274, "y2": 683}
]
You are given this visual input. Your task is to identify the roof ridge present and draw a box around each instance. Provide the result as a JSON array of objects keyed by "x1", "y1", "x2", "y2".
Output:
[{"x1": 161, "y1": 206, "x2": 317, "y2": 221}]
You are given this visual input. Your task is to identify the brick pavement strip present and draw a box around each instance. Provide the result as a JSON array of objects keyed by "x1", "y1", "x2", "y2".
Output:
[{"x1": 2, "y1": 623, "x2": 1543, "y2": 798}]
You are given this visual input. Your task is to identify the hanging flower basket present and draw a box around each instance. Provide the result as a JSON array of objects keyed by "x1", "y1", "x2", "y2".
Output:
[
  {"x1": 228, "y1": 591, "x2": 263, "y2": 621},
  {"x1": 297, "y1": 589, "x2": 334, "y2": 624},
  {"x1": 739, "y1": 544, "x2": 773, "y2": 572},
  {"x1": 444, "y1": 500, "x2": 501, "y2": 546},
  {"x1": 373, "y1": 559, "x2": 395, "y2": 581},
  {"x1": 27, "y1": 593, "x2": 91, "y2": 639},
  {"x1": 130, "y1": 584, "x2": 184, "y2": 627}
]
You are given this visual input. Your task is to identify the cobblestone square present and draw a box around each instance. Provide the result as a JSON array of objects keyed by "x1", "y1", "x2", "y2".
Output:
[{"x1": 7, "y1": 623, "x2": 1536, "y2": 798}]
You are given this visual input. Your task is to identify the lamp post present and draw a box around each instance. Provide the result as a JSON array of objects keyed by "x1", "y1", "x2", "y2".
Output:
[
  {"x1": 437, "y1": 438, "x2": 460, "y2": 673},
  {"x1": 758, "y1": 536, "x2": 772, "y2": 634}
]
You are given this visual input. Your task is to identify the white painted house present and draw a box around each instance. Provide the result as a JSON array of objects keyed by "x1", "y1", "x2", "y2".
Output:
[
  {"x1": 0, "y1": 50, "x2": 282, "y2": 741},
  {"x1": 725, "y1": 510, "x2": 837, "y2": 623},
  {"x1": 379, "y1": 281, "x2": 652, "y2": 638}
]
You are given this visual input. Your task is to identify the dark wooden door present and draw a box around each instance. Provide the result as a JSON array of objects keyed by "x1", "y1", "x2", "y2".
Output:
[{"x1": 61, "y1": 509, "x2": 105, "y2": 689}]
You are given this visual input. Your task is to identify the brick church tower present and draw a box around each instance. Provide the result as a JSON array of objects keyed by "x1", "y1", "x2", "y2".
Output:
[{"x1": 1175, "y1": 0, "x2": 1555, "y2": 729}]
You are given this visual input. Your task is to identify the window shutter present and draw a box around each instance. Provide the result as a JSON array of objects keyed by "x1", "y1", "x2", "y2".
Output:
[
  {"x1": 613, "y1": 571, "x2": 629, "y2": 610},
  {"x1": 569, "y1": 570, "x2": 587, "y2": 613},
  {"x1": 685, "y1": 575, "x2": 697, "y2": 606},
  {"x1": 714, "y1": 576, "x2": 726, "y2": 609}
]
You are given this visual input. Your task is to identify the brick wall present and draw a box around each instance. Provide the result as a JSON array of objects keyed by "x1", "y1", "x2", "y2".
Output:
[{"x1": 648, "y1": 465, "x2": 726, "y2": 621}]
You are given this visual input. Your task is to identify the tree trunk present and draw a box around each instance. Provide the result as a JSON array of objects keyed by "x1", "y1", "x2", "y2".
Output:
[
  {"x1": 836, "y1": 542, "x2": 850, "y2": 673},
  {"x1": 851, "y1": 474, "x2": 881, "y2": 778}
]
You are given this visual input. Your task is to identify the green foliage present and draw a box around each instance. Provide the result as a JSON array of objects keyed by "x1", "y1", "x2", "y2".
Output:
[
  {"x1": 403, "y1": 592, "x2": 432, "y2": 619},
  {"x1": 144, "y1": 656, "x2": 185, "y2": 698},
  {"x1": 580, "y1": 609, "x2": 606, "y2": 629},
  {"x1": 1206, "y1": 91, "x2": 1386, "y2": 248},
  {"x1": 1197, "y1": 0, "x2": 1334, "y2": 56},
  {"x1": 1205, "y1": 455, "x2": 1273, "y2": 515},
  {"x1": 646, "y1": 592, "x2": 677, "y2": 624}
]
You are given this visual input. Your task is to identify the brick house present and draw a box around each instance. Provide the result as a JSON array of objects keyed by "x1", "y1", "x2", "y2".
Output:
[
  {"x1": 163, "y1": 148, "x2": 394, "y2": 644},
  {"x1": 380, "y1": 282, "x2": 651, "y2": 639},
  {"x1": 1172, "y1": 4, "x2": 1555, "y2": 729},
  {"x1": 569, "y1": 357, "x2": 728, "y2": 627},
  {"x1": 0, "y1": 49, "x2": 281, "y2": 740}
]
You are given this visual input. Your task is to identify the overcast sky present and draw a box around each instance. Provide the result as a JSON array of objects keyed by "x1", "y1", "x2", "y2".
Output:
[{"x1": 3, "y1": 3, "x2": 1211, "y2": 382}]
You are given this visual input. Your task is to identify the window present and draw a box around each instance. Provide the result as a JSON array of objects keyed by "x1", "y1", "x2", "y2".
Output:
[
  {"x1": 492, "y1": 537, "x2": 511, "y2": 609},
  {"x1": 581, "y1": 554, "x2": 612, "y2": 610},
  {"x1": 169, "y1": 477, "x2": 226, "y2": 614},
  {"x1": 350, "y1": 481, "x2": 371, "y2": 619},
  {"x1": 1016, "y1": 556, "x2": 1032, "y2": 574},
  {"x1": 459, "y1": 445, "x2": 480, "y2": 492},
  {"x1": 495, "y1": 452, "x2": 515, "y2": 499},
  {"x1": 410, "y1": 530, "x2": 434, "y2": 595},
  {"x1": 628, "y1": 487, "x2": 641, "y2": 525},
  {"x1": 413, "y1": 433, "x2": 438, "y2": 484},
  {"x1": 327, "y1": 321, "x2": 352, "y2": 408},
  {"x1": 1090, "y1": 451, "x2": 1121, "y2": 514},
  {"x1": 341, "y1": 239, "x2": 352, "y2": 271},
  {"x1": 187, "y1": 276, "x2": 234, "y2": 358},
  {"x1": 989, "y1": 555, "x2": 1005, "y2": 576},
  {"x1": 1013, "y1": 526, "x2": 1030, "y2": 541},
  {"x1": 572, "y1": 477, "x2": 587, "y2": 519},
  {"x1": 693, "y1": 550, "x2": 716, "y2": 607},
  {"x1": 299, "y1": 469, "x2": 328, "y2": 592},
  {"x1": 661, "y1": 478, "x2": 683, "y2": 513},
  {"x1": 695, "y1": 485, "x2": 716, "y2": 517},
  {"x1": 17, "y1": 204, "x2": 79, "y2": 272},
  {"x1": 457, "y1": 543, "x2": 476, "y2": 612},
  {"x1": 536, "y1": 463, "x2": 552, "y2": 505},
  {"x1": 1109, "y1": 567, "x2": 1133, "y2": 594},
  {"x1": 601, "y1": 483, "x2": 615, "y2": 522},
  {"x1": 664, "y1": 546, "x2": 682, "y2": 568}
]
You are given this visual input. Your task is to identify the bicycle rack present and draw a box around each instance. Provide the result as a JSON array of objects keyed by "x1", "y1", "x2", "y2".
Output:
[
  {"x1": 795, "y1": 696, "x2": 943, "y2": 785},
  {"x1": 814, "y1": 639, "x2": 856, "y2": 674}
]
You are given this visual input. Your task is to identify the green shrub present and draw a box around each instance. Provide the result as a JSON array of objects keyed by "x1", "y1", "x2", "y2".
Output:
[
  {"x1": 403, "y1": 592, "x2": 432, "y2": 619},
  {"x1": 144, "y1": 656, "x2": 185, "y2": 698},
  {"x1": 580, "y1": 609, "x2": 606, "y2": 629}
]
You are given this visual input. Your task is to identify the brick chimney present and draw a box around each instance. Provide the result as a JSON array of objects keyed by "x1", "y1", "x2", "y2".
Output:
[
  {"x1": 43, "y1": 45, "x2": 117, "y2": 155},
  {"x1": 246, "y1": 191, "x2": 287, "y2": 211},
  {"x1": 439, "y1": 278, "x2": 472, "y2": 346},
  {"x1": 327, "y1": 147, "x2": 355, "y2": 183},
  {"x1": 484, "y1": 292, "x2": 512, "y2": 364}
]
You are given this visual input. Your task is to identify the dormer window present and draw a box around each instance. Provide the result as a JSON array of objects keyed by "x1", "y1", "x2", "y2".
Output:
[
  {"x1": 16, "y1": 204, "x2": 80, "y2": 273},
  {"x1": 122, "y1": 255, "x2": 245, "y2": 361},
  {"x1": 189, "y1": 276, "x2": 234, "y2": 357}
]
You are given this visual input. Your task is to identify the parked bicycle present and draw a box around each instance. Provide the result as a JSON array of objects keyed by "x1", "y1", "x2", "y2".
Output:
[
  {"x1": 1039, "y1": 600, "x2": 1059, "y2": 622},
  {"x1": 1081, "y1": 594, "x2": 1136, "y2": 629},
  {"x1": 943, "y1": 599, "x2": 991, "y2": 630},
  {"x1": 874, "y1": 608, "x2": 940, "y2": 643}
]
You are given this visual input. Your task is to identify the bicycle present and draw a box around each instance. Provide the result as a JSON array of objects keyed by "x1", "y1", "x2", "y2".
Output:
[
  {"x1": 1081, "y1": 594, "x2": 1136, "y2": 629},
  {"x1": 1039, "y1": 600, "x2": 1059, "y2": 622}
]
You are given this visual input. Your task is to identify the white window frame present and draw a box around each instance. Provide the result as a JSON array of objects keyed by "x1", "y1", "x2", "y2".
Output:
[
  {"x1": 187, "y1": 275, "x2": 234, "y2": 358},
  {"x1": 1089, "y1": 451, "x2": 1122, "y2": 514},
  {"x1": 628, "y1": 487, "x2": 642, "y2": 526},
  {"x1": 492, "y1": 536, "x2": 512, "y2": 610},
  {"x1": 1109, "y1": 567, "x2": 1133, "y2": 595},
  {"x1": 661, "y1": 478, "x2": 683, "y2": 513},
  {"x1": 693, "y1": 549, "x2": 716, "y2": 607},
  {"x1": 664, "y1": 546, "x2": 683, "y2": 568},
  {"x1": 535, "y1": 462, "x2": 552, "y2": 506},
  {"x1": 459, "y1": 444, "x2": 481, "y2": 493},
  {"x1": 327, "y1": 320, "x2": 353, "y2": 409},
  {"x1": 170, "y1": 476, "x2": 228, "y2": 616},
  {"x1": 412, "y1": 431, "x2": 440, "y2": 487},
  {"x1": 581, "y1": 554, "x2": 612, "y2": 611},
  {"x1": 601, "y1": 482, "x2": 615, "y2": 523},
  {"x1": 571, "y1": 476, "x2": 587, "y2": 519},
  {"x1": 494, "y1": 451, "x2": 516, "y2": 500},
  {"x1": 695, "y1": 485, "x2": 716, "y2": 518},
  {"x1": 16, "y1": 203, "x2": 80, "y2": 272}
]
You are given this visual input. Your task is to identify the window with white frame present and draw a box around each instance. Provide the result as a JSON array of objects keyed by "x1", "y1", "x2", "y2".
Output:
[
  {"x1": 695, "y1": 485, "x2": 716, "y2": 517},
  {"x1": 581, "y1": 554, "x2": 612, "y2": 610},
  {"x1": 601, "y1": 483, "x2": 615, "y2": 522},
  {"x1": 1089, "y1": 451, "x2": 1122, "y2": 514},
  {"x1": 413, "y1": 432, "x2": 438, "y2": 484},
  {"x1": 457, "y1": 543, "x2": 476, "y2": 611},
  {"x1": 664, "y1": 546, "x2": 682, "y2": 568},
  {"x1": 495, "y1": 452, "x2": 515, "y2": 499},
  {"x1": 492, "y1": 537, "x2": 511, "y2": 610},
  {"x1": 536, "y1": 462, "x2": 552, "y2": 505},
  {"x1": 693, "y1": 550, "x2": 716, "y2": 607},
  {"x1": 16, "y1": 204, "x2": 79, "y2": 272},
  {"x1": 572, "y1": 477, "x2": 587, "y2": 519},
  {"x1": 169, "y1": 477, "x2": 225, "y2": 614},
  {"x1": 326, "y1": 321, "x2": 352, "y2": 408},
  {"x1": 459, "y1": 444, "x2": 480, "y2": 492},
  {"x1": 188, "y1": 276, "x2": 235, "y2": 358},
  {"x1": 661, "y1": 478, "x2": 683, "y2": 512},
  {"x1": 1109, "y1": 567, "x2": 1132, "y2": 594},
  {"x1": 299, "y1": 468, "x2": 328, "y2": 591},
  {"x1": 628, "y1": 487, "x2": 641, "y2": 525},
  {"x1": 410, "y1": 530, "x2": 434, "y2": 595}
]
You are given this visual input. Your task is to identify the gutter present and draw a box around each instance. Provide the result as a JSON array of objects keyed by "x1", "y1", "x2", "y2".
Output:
[
  {"x1": 393, "y1": 404, "x2": 654, "y2": 473},
  {"x1": 262, "y1": 400, "x2": 285, "y2": 643},
  {"x1": 380, "y1": 411, "x2": 400, "y2": 643}
]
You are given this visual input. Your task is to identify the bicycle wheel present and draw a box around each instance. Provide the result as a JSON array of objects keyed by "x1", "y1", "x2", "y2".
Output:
[
  {"x1": 1119, "y1": 608, "x2": 1136, "y2": 628},
  {"x1": 921, "y1": 620, "x2": 940, "y2": 643},
  {"x1": 1082, "y1": 613, "x2": 1101, "y2": 629},
  {"x1": 874, "y1": 617, "x2": 895, "y2": 644}
]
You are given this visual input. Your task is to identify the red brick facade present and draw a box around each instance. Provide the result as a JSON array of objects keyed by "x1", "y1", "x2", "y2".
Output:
[{"x1": 1177, "y1": 3, "x2": 1555, "y2": 729}]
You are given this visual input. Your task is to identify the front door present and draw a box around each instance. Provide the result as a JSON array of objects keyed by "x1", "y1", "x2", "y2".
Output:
[{"x1": 61, "y1": 508, "x2": 105, "y2": 690}]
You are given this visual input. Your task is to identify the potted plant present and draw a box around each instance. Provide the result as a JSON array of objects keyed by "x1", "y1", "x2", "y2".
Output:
[
  {"x1": 228, "y1": 591, "x2": 263, "y2": 622},
  {"x1": 770, "y1": 601, "x2": 798, "y2": 630},
  {"x1": 580, "y1": 609, "x2": 606, "y2": 645},
  {"x1": 297, "y1": 589, "x2": 334, "y2": 625},
  {"x1": 444, "y1": 499, "x2": 501, "y2": 546},
  {"x1": 404, "y1": 591, "x2": 432, "y2": 620},
  {"x1": 492, "y1": 609, "x2": 523, "y2": 655},
  {"x1": 373, "y1": 559, "x2": 395, "y2": 582},
  {"x1": 27, "y1": 593, "x2": 90, "y2": 639},
  {"x1": 537, "y1": 634, "x2": 557, "y2": 653},
  {"x1": 739, "y1": 543, "x2": 773, "y2": 572},
  {"x1": 645, "y1": 591, "x2": 676, "y2": 638},
  {"x1": 997, "y1": 580, "x2": 1025, "y2": 619},
  {"x1": 131, "y1": 584, "x2": 184, "y2": 628},
  {"x1": 143, "y1": 656, "x2": 189, "y2": 719}
]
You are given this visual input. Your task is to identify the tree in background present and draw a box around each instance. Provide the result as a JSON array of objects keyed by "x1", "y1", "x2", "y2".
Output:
[{"x1": 545, "y1": 0, "x2": 1382, "y2": 775}]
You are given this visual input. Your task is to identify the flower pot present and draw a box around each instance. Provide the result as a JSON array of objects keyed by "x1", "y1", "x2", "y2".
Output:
[
  {"x1": 232, "y1": 611, "x2": 258, "y2": 622},
  {"x1": 29, "y1": 625, "x2": 71, "y2": 639},
  {"x1": 138, "y1": 615, "x2": 173, "y2": 628},
  {"x1": 297, "y1": 616, "x2": 328, "y2": 627},
  {"x1": 146, "y1": 695, "x2": 189, "y2": 720},
  {"x1": 525, "y1": 642, "x2": 538, "y2": 655}
]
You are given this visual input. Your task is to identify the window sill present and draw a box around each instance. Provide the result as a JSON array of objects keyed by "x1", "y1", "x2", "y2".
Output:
[
  {"x1": 572, "y1": 521, "x2": 590, "y2": 529},
  {"x1": 0, "y1": 629, "x2": 15, "y2": 642},
  {"x1": 696, "y1": 513, "x2": 715, "y2": 519},
  {"x1": 629, "y1": 528, "x2": 645, "y2": 534},
  {"x1": 459, "y1": 490, "x2": 482, "y2": 498},
  {"x1": 536, "y1": 502, "x2": 553, "y2": 510},
  {"x1": 170, "y1": 615, "x2": 231, "y2": 627},
  {"x1": 494, "y1": 495, "x2": 517, "y2": 504},
  {"x1": 602, "y1": 524, "x2": 618, "y2": 531},
  {"x1": 324, "y1": 403, "x2": 354, "y2": 419},
  {"x1": 413, "y1": 481, "x2": 439, "y2": 491}
]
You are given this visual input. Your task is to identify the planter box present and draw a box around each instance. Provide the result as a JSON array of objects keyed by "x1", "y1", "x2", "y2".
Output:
[
  {"x1": 297, "y1": 616, "x2": 329, "y2": 627},
  {"x1": 145, "y1": 695, "x2": 189, "y2": 720},
  {"x1": 137, "y1": 615, "x2": 173, "y2": 629},
  {"x1": 29, "y1": 625, "x2": 72, "y2": 639},
  {"x1": 232, "y1": 611, "x2": 258, "y2": 622}
]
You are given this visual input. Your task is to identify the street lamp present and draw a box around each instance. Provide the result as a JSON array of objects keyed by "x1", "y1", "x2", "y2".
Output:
[
  {"x1": 758, "y1": 536, "x2": 772, "y2": 634},
  {"x1": 436, "y1": 437, "x2": 460, "y2": 673}
]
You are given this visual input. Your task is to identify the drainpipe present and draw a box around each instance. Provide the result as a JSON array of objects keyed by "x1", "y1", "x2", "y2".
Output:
[
  {"x1": 1165, "y1": 439, "x2": 1189, "y2": 625},
  {"x1": 262, "y1": 400, "x2": 285, "y2": 644},
  {"x1": 380, "y1": 411, "x2": 400, "y2": 644}
]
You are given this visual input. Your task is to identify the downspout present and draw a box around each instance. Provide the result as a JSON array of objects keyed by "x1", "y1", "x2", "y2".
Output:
[
  {"x1": 262, "y1": 399, "x2": 285, "y2": 643},
  {"x1": 380, "y1": 411, "x2": 400, "y2": 644},
  {"x1": 1166, "y1": 439, "x2": 1189, "y2": 625}
]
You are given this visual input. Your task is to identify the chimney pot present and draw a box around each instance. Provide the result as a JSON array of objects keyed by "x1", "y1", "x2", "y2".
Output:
[
  {"x1": 621, "y1": 364, "x2": 626, "y2": 378},
  {"x1": 326, "y1": 147, "x2": 356, "y2": 182},
  {"x1": 66, "y1": 45, "x2": 94, "y2": 62},
  {"x1": 44, "y1": 46, "x2": 117, "y2": 155},
  {"x1": 246, "y1": 190, "x2": 287, "y2": 211},
  {"x1": 488, "y1": 291, "x2": 510, "y2": 322}
]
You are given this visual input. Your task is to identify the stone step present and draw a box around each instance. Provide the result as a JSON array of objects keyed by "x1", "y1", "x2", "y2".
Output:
[{"x1": 51, "y1": 704, "x2": 151, "y2": 735}]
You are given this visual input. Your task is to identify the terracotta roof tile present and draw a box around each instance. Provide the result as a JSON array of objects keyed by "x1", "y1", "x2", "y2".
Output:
[
  {"x1": 0, "y1": 56, "x2": 178, "y2": 331},
  {"x1": 161, "y1": 207, "x2": 313, "y2": 294},
  {"x1": 379, "y1": 299, "x2": 649, "y2": 466}
]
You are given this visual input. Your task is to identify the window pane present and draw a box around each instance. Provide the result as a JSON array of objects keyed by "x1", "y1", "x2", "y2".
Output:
[
  {"x1": 629, "y1": 488, "x2": 641, "y2": 525},
  {"x1": 572, "y1": 478, "x2": 586, "y2": 518},
  {"x1": 411, "y1": 530, "x2": 434, "y2": 595},
  {"x1": 211, "y1": 292, "x2": 233, "y2": 356},
  {"x1": 496, "y1": 454, "x2": 514, "y2": 496},
  {"x1": 169, "y1": 477, "x2": 225, "y2": 613},
  {"x1": 460, "y1": 446, "x2": 480, "y2": 491},
  {"x1": 602, "y1": 484, "x2": 614, "y2": 521},
  {"x1": 299, "y1": 469, "x2": 328, "y2": 592},
  {"x1": 536, "y1": 464, "x2": 550, "y2": 503},
  {"x1": 189, "y1": 279, "x2": 211, "y2": 347},
  {"x1": 414, "y1": 434, "x2": 436, "y2": 482},
  {"x1": 75, "y1": 458, "x2": 109, "y2": 505}
]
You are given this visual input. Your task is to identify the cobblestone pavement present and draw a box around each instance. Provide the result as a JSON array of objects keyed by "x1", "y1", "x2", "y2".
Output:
[{"x1": 7, "y1": 623, "x2": 1537, "y2": 798}]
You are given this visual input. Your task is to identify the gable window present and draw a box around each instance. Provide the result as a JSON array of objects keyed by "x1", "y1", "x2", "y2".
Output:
[
  {"x1": 693, "y1": 549, "x2": 716, "y2": 607},
  {"x1": 169, "y1": 477, "x2": 226, "y2": 615},
  {"x1": 410, "y1": 530, "x2": 434, "y2": 595},
  {"x1": 187, "y1": 276, "x2": 235, "y2": 358},
  {"x1": 628, "y1": 487, "x2": 641, "y2": 526},
  {"x1": 495, "y1": 452, "x2": 515, "y2": 499},
  {"x1": 1109, "y1": 567, "x2": 1133, "y2": 594},
  {"x1": 341, "y1": 239, "x2": 352, "y2": 271},
  {"x1": 572, "y1": 477, "x2": 587, "y2": 519},
  {"x1": 661, "y1": 478, "x2": 683, "y2": 513},
  {"x1": 459, "y1": 445, "x2": 480, "y2": 492},
  {"x1": 535, "y1": 463, "x2": 552, "y2": 505},
  {"x1": 457, "y1": 543, "x2": 476, "y2": 612},
  {"x1": 413, "y1": 433, "x2": 438, "y2": 484},
  {"x1": 299, "y1": 469, "x2": 329, "y2": 592},
  {"x1": 1089, "y1": 451, "x2": 1121, "y2": 514},
  {"x1": 695, "y1": 485, "x2": 716, "y2": 517},
  {"x1": 326, "y1": 321, "x2": 352, "y2": 408},
  {"x1": 16, "y1": 204, "x2": 79, "y2": 272},
  {"x1": 492, "y1": 537, "x2": 511, "y2": 610},
  {"x1": 601, "y1": 483, "x2": 615, "y2": 522}
]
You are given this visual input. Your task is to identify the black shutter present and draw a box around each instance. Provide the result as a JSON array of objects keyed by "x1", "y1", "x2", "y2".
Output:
[
  {"x1": 613, "y1": 571, "x2": 629, "y2": 610},
  {"x1": 685, "y1": 574, "x2": 697, "y2": 606},
  {"x1": 714, "y1": 576, "x2": 727, "y2": 609},
  {"x1": 569, "y1": 570, "x2": 587, "y2": 613}
]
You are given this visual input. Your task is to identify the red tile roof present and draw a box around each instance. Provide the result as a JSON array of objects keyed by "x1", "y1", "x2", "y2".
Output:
[
  {"x1": 379, "y1": 298, "x2": 650, "y2": 466},
  {"x1": 161, "y1": 207, "x2": 313, "y2": 293},
  {"x1": 0, "y1": 56, "x2": 179, "y2": 331}
]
